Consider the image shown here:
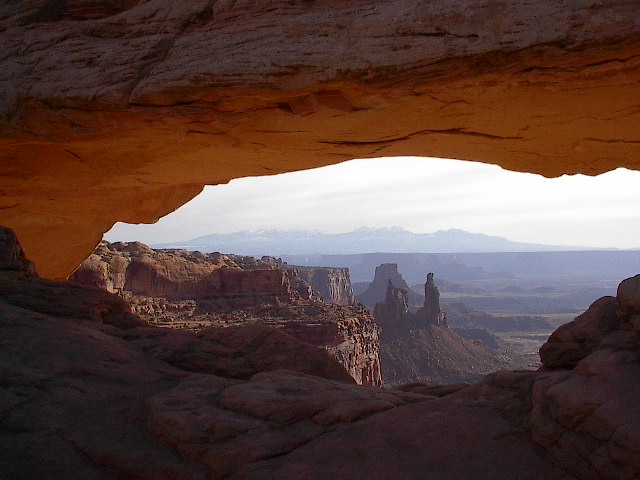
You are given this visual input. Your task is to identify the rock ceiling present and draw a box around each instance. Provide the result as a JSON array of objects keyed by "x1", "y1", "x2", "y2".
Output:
[{"x1": 1, "y1": 0, "x2": 639, "y2": 278}]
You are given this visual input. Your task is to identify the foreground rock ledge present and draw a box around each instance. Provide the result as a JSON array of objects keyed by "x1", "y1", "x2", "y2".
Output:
[
  {"x1": 2, "y1": 227, "x2": 640, "y2": 478},
  {"x1": 1, "y1": 1, "x2": 640, "y2": 278}
]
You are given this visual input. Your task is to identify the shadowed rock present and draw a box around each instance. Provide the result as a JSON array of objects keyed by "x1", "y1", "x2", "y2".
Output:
[
  {"x1": 533, "y1": 281, "x2": 640, "y2": 478},
  {"x1": 0, "y1": 227, "x2": 36, "y2": 276},
  {"x1": 540, "y1": 296, "x2": 620, "y2": 370},
  {"x1": 358, "y1": 263, "x2": 424, "y2": 310},
  {"x1": 1, "y1": 226, "x2": 639, "y2": 479},
  {"x1": 374, "y1": 273, "x2": 503, "y2": 385}
]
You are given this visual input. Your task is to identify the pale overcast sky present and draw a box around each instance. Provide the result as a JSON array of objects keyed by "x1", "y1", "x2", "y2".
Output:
[{"x1": 105, "y1": 157, "x2": 640, "y2": 249}]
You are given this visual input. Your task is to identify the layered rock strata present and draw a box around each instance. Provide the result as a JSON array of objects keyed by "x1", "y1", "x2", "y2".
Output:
[
  {"x1": 71, "y1": 241, "x2": 382, "y2": 385},
  {"x1": 224, "y1": 256, "x2": 356, "y2": 305},
  {"x1": 9, "y1": 228, "x2": 640, "y2": 479},
  {"x1": 71, "y1": 242, "x2": 313, "y2": 308},
  {"x1": 295, "y1": 266, "x2": 355, "y2": 306}
]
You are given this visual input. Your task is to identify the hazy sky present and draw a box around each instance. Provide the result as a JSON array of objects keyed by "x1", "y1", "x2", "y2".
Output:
[{"x1": 105, "y1": 156, "x2": 640, "y2": 249}]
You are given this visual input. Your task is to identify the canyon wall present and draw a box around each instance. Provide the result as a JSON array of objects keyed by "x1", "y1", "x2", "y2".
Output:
[
  {"x1": 295, "y1": 267, "x2": 355, "y2": 306},
  {"x1": 1, "y1": 1, "x2": 639, "y2": 278},
  {"x1": 71, "y1": 241, "x2": 382, "y2": 385},
  {"x1": 275, "y1": 303, "x2": 381, "y2": 387},
  {"x1": 71, "y1": 242, "x2": 313, "y2": 309}
]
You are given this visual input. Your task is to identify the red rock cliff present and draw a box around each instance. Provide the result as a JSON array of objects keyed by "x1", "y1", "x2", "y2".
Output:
[
  {"x1": 295, "y1": 266, "x2": 356, "y2": 306},
  {"x1": 71, "y1": 242, "x2": 312, "y2": 309},
  {"x1": 71, "y1": 241, "x2": 382, "y2": 386},
  {"x1": 3, "y1": 226, "x2": 640, "y2": 479}
]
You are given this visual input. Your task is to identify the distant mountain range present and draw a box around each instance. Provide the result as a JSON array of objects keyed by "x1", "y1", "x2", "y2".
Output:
[{"x1": 154, "y1": 227, "x2": 596, "y2": 256}]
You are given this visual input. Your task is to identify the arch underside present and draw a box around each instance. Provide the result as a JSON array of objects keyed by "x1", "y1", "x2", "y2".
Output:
[{"x1": 1, "y1": 1, "x2": 639, "y2": 278}]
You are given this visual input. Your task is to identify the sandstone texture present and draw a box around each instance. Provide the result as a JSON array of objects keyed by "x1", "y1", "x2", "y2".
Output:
[
  {"x1": 539, "y1": 296, "x2": 620, "y2": 370},
  {"x1": 71, "y1": 241, "x2": 382, "y2": 385},
  {"x1": 71, "y1": 242, "x2": 313, "y2": 307},
  {"x1": 224, "y1": 256, "x2": 356, "y2": 306},
  {"x1": 0, "y1": 227, "x2": 576, "y2": 480},
  {"x1": 1, "y1": 1, "x2": 639, "y2": 278},
  {"x1": 0, "y1": 226, "x2": 36, "y2": 276},
  {"x1": 140, "y1": 301, "x2": 383, "y2": 387},
  {"x1": 5, "y1": 226, "x2": 640, "y2": 479}
]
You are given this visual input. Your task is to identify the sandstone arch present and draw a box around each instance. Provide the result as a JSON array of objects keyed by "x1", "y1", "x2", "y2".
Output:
[{"x1": 1, "y1": 0, "x2": 639, "y2": 278}]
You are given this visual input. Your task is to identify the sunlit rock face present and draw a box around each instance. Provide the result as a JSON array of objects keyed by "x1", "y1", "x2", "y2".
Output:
[
  {"x1": 71, "y1": 241, "x2": 313, "y2": 307},
  {"x1": 1, "y1": 0, "x2": 639, "y2": 279},
  {"x1": 70, "y1": 241, "x2": 383, "y2": 385}
]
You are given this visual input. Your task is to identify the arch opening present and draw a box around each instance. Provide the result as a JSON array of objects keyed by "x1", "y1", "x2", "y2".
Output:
[
  {"x1": 106, "y1": 156, "x2": 640, "y2": 251},
  {"x1": 94, "y1": 156, "x2": 640, "y2": 385}
]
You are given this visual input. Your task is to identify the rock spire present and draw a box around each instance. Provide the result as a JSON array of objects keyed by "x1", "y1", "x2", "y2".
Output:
[{"x1": 420, "y1": 272, "x2": 446, "y2": 326}]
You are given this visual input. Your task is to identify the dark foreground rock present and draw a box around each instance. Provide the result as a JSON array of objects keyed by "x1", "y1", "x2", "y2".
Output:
[
  {"x1": 0, "y1": 295, "x2": 572, "y2": 480},
  {"x1": 1, "y1": 228, "x2": 639, "y2": 479},
  {"x1": 531, "y1": 275, "x2": 640, "y2": 479}
]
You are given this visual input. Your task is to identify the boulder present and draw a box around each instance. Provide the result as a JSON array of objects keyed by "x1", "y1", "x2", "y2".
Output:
[
  {"x1": 540, "y1": 296, "x2": 620, "y2": 370},
  {"x1": 617, "y1": 274, "x2": 640, "y2": 331},
  {"x1": 532, "y1": 279, "x2": 640, "y2": 478}
]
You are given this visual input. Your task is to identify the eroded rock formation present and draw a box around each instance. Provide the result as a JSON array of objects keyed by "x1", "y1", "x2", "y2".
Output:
[
  {"x1": 358, "y1": 263, "x2": 424, "y2": 310},
  {"x1": 0, "y1": 226, "x2": 36, "y2": 276},
  {"x1": 374, "y1": 274, "x2": 504, "y2": 385},
  {"x1": 421, "y1": 272, "x2": 446, "y2": 326},
  {"x1": 295, "y1": 266, "x2": 355, "y2": 306},
  {"x1": 529, "y1": 276, "x2": 640, "y2": 479},
  {"x1": 1, "y1": 1, "x2": 639, "y2": 278},
  {"x1": 2, "y1": 1, "x2": 640, "y2": 477},
  {"x1": 71, "y1": 240, "x2": 382, "y2": 385},
  {"x1": 71, "y1": 241, "x2": 313, "y2": 308},
  {"x1": 8, "y1": 227, "x2": 640, "y2": 479},
  {"x1": 373, "y1": 279, "x2": 410, "y2": 329}
]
